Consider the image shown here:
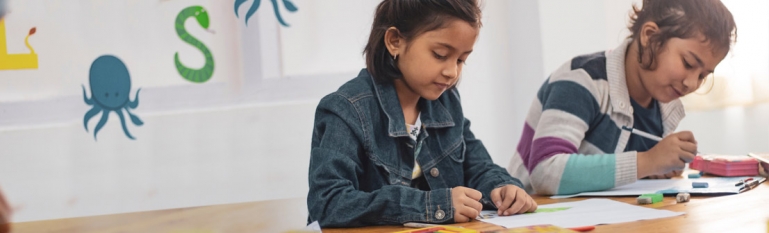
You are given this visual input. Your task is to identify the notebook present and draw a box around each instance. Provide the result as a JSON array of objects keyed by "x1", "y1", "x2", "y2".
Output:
[
  {"x1": 689, "y1": 154, "x2": 759, "y2": 177},
  {"x1": 552, "y1": 176, "x2": 765, "y2": 199}
]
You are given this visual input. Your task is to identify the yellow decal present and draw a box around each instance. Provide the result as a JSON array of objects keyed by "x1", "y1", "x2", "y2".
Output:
[{"x1": 0, "y1": 19, "x2": 37, "y2": 70}]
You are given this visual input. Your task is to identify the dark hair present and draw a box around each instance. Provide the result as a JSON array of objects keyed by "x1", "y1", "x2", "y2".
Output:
[
  {"x1": 364, "y1": 0, "x2": 482, "y2": 83},
  {"x1": 628, "y1": 0, "x2": 737, "y2": 70}
]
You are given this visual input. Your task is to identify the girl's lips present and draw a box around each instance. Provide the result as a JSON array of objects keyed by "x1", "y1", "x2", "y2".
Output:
[{"x1": 672, "y1": 87, "x2": 683, "y2": 97}]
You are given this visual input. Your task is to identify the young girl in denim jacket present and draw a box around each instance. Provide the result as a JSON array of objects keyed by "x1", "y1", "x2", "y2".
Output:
[
  {"x1": 507, "y1": 0, "x2": 737, "y2": 195},
  {"x1": 307, "y1": 0, "x2": 536, "y2": 227}
]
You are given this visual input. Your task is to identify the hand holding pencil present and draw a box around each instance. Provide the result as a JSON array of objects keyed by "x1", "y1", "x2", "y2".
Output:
[{"x1": 636, "y1": 131, "x2": 698, "y2": 178}]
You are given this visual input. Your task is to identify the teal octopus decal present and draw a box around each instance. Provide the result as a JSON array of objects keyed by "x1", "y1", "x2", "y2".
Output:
[
  {"x1": 82, "y1": 55, "x2": 143, "y2": 140},
  {"x1": 235, "y1": 0, "x2": 298, "y2": 27}
]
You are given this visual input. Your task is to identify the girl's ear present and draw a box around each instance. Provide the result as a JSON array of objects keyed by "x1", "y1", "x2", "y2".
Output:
[
  {"x1": 384, "y1": 27, "x2": 404, "y2": 57},
  {"x1": 639, "y1": 21, "x2": 660, "y2": 48}
]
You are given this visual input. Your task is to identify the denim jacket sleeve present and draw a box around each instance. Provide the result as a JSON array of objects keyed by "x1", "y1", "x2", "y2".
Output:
[
  {"x1": 308, "y1": 94, "x2": 454, "y2": 227},
  {"x1": 461, "y1": 117, "x2": 524, "y2": 209}
]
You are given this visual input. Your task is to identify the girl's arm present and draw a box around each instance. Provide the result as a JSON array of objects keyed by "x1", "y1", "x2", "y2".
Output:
[
  {"x1": 459, "y1": 117, "x2": 524, "y2": 209},
  {"x1": 307, "y1": 94, "x2": 453, "y2": 227},
  {"x1": 525, "y1": 70, "x2": 637, "y2": 195}
]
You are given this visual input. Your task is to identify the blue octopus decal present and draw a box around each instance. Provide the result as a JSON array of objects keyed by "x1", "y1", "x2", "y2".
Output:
[
  {"x1": 82, "y1": 55, "x2": 143, "y2": 140},
  {"x1": 235, "y1": 0, "x2": 298, "y2": 27}
]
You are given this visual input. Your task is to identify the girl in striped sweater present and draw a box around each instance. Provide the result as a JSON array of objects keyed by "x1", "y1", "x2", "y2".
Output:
[{"x1": 508, "y1": 0, "x2": 737, "y2": 195}]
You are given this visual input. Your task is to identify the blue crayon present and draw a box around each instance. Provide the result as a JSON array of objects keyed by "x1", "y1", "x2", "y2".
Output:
[{"x1": 692, "y1": 182, "x2": 709, "y2": 188}]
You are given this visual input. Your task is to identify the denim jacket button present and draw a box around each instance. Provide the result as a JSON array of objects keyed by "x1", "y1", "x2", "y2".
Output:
[
  {"x1": 430, "y1": 168, "x2": 440, "y2": 177},
  {"x1": 435, "y1": 209, "x2": 445, "y2": 220}
]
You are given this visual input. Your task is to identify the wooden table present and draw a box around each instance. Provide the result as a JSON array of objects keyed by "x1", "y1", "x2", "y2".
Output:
[{"x1": 11, "y1": 183, "x2": 769, "y2": 233}]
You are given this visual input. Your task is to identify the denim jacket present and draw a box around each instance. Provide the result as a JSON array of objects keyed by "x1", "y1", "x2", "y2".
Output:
[{"x1": 307, "y1": 69, "x2": 523, "y2": 227}]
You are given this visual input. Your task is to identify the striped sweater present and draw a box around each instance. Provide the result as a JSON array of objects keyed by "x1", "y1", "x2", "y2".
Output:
[{"x1": 507, "y1": 39, "x2": 686, "y2": 195}]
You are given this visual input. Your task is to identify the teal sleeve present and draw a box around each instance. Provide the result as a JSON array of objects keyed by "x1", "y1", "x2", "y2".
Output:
[{"x1": 556, "y1": 154, "x2": 616, "y2": 195}]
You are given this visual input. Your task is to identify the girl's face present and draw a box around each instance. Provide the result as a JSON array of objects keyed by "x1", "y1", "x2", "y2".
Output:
[
  {"x1": 638, "y1": 35, "x2": 727, "y2": 103},
  {"x1": 386, "y1": 19, "x2": 479, "y2": 101}
]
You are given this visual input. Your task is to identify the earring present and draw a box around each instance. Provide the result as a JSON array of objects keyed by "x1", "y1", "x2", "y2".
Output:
[{"x1": 385, "y1": 51, "x2": 403, "y2": 78}]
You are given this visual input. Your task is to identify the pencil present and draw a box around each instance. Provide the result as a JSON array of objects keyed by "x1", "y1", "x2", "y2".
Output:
[{"x1": 621, "y1": 126, "x2": 701, "y2": 155}]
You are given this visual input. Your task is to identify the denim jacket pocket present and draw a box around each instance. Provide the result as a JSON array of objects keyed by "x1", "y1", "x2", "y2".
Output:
[
  {"x1": 446, "y1": 139, "x2": 466, "y2": 163},
  {"x1": 368, "y1": 152, "x2": 411, "y2": 186},
  {"x1": 386, "y1": 167, "x2": 411, "y2": 186}
]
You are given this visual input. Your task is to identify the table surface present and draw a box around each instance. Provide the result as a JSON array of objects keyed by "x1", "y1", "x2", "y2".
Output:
[{"x1": 10, "y1": 182, "x2": 769, "y2": 233}]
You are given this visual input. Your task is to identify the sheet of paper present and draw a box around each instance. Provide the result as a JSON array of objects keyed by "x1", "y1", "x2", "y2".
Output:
[
  {"x1": 303, "y1": 221, "x2": 321, "y2": 231},
  {"x1": 551, "y1": 177, "x2": 757, "y2": 199},
  {"x1": 479, "y1": 199, "x2": 683, "y2": 229}
]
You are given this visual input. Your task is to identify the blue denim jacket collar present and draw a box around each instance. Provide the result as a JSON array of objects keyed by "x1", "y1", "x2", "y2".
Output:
[{"x1": 366, "y1": 69, "x2": 456, "y2": 138}]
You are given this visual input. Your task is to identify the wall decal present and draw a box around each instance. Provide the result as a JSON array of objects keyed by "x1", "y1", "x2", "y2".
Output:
[
  {"x1": 83, "y1": 55, "x2": 143, "y2": 140},
  {"x1": 174, "y1": 6, "x2": 215, "y2": 83},
  {"x1": 0, "y1": 19, "x2": 37, "y2": 70},
  {"x1": 234, "y1": 0, "x2": 297, "y2": 27}
]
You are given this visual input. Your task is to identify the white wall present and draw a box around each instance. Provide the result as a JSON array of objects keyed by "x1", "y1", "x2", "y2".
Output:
[
  {"x1": 463, "y1": 0, "x2": 545, "y2": 167},
  {"x1": 538, "y1": 0, "x2": 639, "y2": 74},
  {"x1": 0, "y1": 101, "x2": 318, "y2": 221},
  {"x1": 279, "y1": 0, "x2": 378, "y2": 78},
  {"x1": 678, "y1": 104, "x2": 769, "y2": 155}
]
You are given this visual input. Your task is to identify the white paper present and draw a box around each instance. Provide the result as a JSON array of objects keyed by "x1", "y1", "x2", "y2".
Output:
[
  {"x1": 479, "y1": 199, "x2": 683, "y2": 228},
  {"x1": 304, "y1": 221, "x2": 322, "y2": 231},
  {"x1": 551, "y1": 177, "x2": 757, "y2": 199}
]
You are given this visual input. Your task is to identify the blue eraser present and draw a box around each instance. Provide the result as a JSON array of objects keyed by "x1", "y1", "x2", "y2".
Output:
[
  {"x1": 688, "y1": 173, "x2": 701, "y2": 178},
  {"x1": 692, "y1": 182, "x2": 709, "y2": 188}
]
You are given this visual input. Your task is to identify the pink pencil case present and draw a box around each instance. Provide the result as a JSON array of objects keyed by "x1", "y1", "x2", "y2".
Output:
[{"x1": 689, "y1": 155, "x2": 759, "y2": 177}]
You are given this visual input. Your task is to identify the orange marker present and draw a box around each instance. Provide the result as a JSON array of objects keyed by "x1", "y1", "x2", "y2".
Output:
[
  {"x1": 411, "y1": 227, "x2": 444, "y2": 233},
  {"x1": 568, "y1": 225, "x2": 595, "y2": 232}
]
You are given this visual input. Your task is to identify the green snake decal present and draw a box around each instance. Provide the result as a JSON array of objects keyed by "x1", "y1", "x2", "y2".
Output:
[{"x1": 174, "y1": 6, "x2": 215, "y2": 83}]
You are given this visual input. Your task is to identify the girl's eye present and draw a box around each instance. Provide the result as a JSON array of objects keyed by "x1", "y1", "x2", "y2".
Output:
[
  {"x1": 433, "y1": 52, "x2": 447, "y2": 60},
  {"x1": 683, "y1": 59, "x2": 693, "y2": 69},
  {"x1": 457, "y1": 59, "x2": 465, "y2": 65}
]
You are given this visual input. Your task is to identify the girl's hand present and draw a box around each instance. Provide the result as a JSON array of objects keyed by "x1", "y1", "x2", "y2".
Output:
[
  {"x1": 646, "y1": 169, "x2": 683, "y2": 179},
  {"x1": 490, "y1": 185, "x2": 537, "y2": 216},
  {"x1": 637, "y1": 131, "x2": 697, "y2": 178},
  {"x1": 451, "y1": 186, "x2": 483, "y2": 222}
]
